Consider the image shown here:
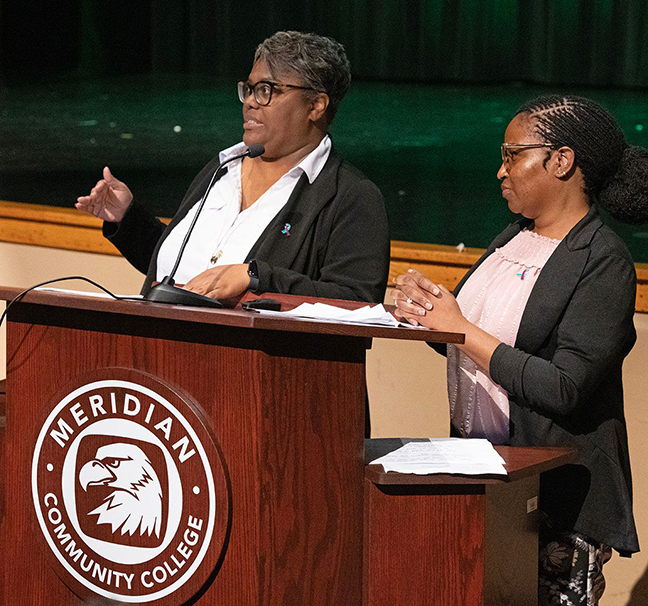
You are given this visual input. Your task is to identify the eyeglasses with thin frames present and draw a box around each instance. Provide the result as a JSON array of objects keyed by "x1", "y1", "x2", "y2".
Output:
[
  {"x1": 501, "y1": 143, "x2": 555, "y2": 167},
  {"x1": 237, "y1": 80, "x2": 322, "y2": 106}
]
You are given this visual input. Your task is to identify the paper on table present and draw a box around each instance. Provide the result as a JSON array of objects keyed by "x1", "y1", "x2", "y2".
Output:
[
  {"x1": 283, "y1": 302, "x2": 399, "y2": 325},
  {"x1": 370, "y1": 438, "x2": 508, "y2": 476},
  {"x1": 256, "y1": 302, "x2": 419, "y2": 328}
]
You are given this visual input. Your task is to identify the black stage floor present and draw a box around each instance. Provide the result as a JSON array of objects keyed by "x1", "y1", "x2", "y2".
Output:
[{"x1": 1, "y1": 75, "x2": 647, "y2": 261}]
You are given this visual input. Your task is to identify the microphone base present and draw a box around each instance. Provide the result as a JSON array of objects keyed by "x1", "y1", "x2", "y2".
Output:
[{"x1": 144, "y1": 283, "x2": 223, "y2": 308}]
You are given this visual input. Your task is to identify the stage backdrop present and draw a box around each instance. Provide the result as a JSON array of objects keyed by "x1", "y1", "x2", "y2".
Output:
[
  {"x1": 3, "y1": 1, "x2": 648, "y2": 87},
  {"x1": 1, "y1": 1, "x2": 647, "y2": 262}
]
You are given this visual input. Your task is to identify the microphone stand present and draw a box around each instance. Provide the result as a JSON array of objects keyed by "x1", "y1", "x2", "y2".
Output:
[{"x1": 144, "y1": 144, "x2": 265, "y2": 308}]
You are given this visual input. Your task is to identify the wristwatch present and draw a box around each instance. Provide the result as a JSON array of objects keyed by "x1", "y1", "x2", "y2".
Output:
[{"x1": 247, "y1": 259, "x2": 260, "y2": 292}]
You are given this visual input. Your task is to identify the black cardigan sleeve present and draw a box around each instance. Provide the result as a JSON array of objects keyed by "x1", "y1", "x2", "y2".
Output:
[
  {"x1": 489, "y1": 251, "x2": 637, "y2": 416},
  {"x1": 102, "y1": 156, "x2": 221, "y2": 278},
  {"x1": 102, "y1": 201, "x2": 167, "y2": 275}
]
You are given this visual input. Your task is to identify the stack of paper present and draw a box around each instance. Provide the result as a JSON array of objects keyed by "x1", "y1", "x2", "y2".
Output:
[
  {"x1": 260, "y1": 302, "x2": 400, "y2": 327},
  {"x1": 370, "y1": 438, "x2": 507, "y2": 476}
]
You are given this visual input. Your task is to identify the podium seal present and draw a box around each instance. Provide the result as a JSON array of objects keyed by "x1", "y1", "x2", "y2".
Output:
[{"x1": 31, "y1": 368, "x2": 230, "y2": 605}]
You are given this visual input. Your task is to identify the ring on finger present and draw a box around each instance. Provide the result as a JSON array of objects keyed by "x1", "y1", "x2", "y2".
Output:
[{"x1": 406, "y1": 297, "x2": 413, "y2": 304}]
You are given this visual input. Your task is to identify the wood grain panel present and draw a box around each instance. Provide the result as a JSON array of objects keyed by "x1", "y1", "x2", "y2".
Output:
[
  {"x1": 2, "y1": 302, "x2": 368, "y2": 605},
  {"x1": 0, "y1": 379, "x2": 4, "y2": 540},
  {"x1": 364, "y1": 449, "x2": 570, "y2": 606},
  {"x1": 0, "y1": 215, "x2": 118, "y2": 255},
  {"x1": 0, "y1": 288, "x2": 465, "y2": 344},
  {"x1": 3, "y1": 324, "x2": 82, "y2": 604},
  {"x1": 364, "y1": 480, "x2": 486, "y2": 606},
  {"x1": 0, "y1": 200, "x2": 167, "y2": 255}
]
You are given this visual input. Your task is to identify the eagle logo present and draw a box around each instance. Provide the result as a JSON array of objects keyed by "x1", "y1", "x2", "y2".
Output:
[{"x1": 79, "y1": 443, "x2": 164, "y2": 540}]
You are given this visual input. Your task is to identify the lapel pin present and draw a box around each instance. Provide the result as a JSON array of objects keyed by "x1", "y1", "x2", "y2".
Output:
[{"x1": 282, "y1": 223, "x2": 291, "y2": 237}]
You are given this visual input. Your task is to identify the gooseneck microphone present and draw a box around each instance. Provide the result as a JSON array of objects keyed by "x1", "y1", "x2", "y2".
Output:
[{"x1": 144, "y1": 143, "x2": 265, "y2": 308}]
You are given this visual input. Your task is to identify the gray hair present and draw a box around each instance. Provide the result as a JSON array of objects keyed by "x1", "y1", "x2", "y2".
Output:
[{"x1": 254, "y1": 31, "x2": 351, "y2": 124}]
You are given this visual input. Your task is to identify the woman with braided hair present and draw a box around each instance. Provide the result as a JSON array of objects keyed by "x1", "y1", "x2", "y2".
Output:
[{"x1": 393, "y1": 95, "x2": 648, "y2": 605}]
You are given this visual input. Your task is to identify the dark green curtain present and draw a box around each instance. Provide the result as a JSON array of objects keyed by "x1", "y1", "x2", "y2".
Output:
[{"x1": 2, "y1": 0, "x2": 648, "y2": 87}]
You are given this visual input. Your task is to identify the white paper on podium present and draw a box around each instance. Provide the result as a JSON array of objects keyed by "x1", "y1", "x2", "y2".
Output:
[
  {"x1": 256, "y1": 302, "x2": 421, "y2": 328},
  {"x1": 370, "y1": 438, "x2": 508, "y2": 476}
]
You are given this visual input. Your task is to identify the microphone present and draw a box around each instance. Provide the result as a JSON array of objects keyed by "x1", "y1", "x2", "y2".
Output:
[{"x1": 144, "y1": 144, "x2": 265, "y2": 308}]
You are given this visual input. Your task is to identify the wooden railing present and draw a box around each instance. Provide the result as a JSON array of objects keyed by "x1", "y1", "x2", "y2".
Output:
[{"x1": 1, "y1": 200, "x2": 647, "y2": 312}]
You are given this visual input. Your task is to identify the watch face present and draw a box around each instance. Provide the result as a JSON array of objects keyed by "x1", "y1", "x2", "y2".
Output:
[{"x1": 247, "y1": 260, "x2": 260, "y2": 293}]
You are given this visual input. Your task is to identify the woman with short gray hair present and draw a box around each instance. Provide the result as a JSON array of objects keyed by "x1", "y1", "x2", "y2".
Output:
[
  {"x1": 77, "y1": 31, "x2": 389, "y2": 304},
  {"x1": 254, "y1": 30, "x2": 351, "y2": 123}
]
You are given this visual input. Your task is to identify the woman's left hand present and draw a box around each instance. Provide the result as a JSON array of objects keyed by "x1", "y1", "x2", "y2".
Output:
[
  {"x1": 392, "y1": 269, "x2": 467, "y2": 331},
  {"x1": 183, "y1": 264, "x2": 250, "y2": 300}
]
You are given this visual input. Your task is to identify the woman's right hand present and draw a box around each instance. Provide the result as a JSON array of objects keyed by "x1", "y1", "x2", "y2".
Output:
[
  {"x1": 392, "y1": 269, "x2": 463, "y2": 331},
  {"x1": 75, "y1": 166, "x2": 133, "y2": 223},
  {"x1": 392, "y1": 269, "x2": 439, "y2": 315}
]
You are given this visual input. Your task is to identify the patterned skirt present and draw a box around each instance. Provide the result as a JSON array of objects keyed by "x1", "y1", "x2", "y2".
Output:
[{"x1": 538, "y1": 520, "x2": 612, "y2": 606}]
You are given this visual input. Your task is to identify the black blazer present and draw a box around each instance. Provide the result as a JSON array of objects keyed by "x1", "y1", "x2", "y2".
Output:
[
  {"x1": 104, "y1": 147, "x2": 390, "y2": 303},
  {"x1": 444, "y1": 205, "x2": 639, "y2": 554}
]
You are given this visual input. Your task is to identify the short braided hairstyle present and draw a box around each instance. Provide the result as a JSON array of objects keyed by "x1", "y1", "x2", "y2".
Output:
[
  {"x1": 516, "y1": 95, "x2": 648, "y2": 224},
  {"x1": 254, "y1": 31, "x2": 351, "y2": 124}
]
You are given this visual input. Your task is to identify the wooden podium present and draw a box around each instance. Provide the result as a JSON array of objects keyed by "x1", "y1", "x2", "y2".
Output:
[
  {"x1": 0, "y1": 288, "x2": 573, "y2": 606},
  {"x1": 0, "y1": 288, "x2": 462, "y2": 606}
]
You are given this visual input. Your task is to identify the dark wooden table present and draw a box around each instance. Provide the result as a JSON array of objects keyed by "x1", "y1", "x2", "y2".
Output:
[{"x1": 364, "y1": 443, "x2": 576, "y2": 606}]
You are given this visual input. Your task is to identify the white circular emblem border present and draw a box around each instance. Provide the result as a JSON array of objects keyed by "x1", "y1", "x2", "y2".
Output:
[{"x1": 31, "y1": 379, "x2": 217, "y2": 603}]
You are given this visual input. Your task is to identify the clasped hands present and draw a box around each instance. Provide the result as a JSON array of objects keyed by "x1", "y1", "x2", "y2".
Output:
[{"x1": 392, "y1": 269, "x2": 467, "y2": 331}]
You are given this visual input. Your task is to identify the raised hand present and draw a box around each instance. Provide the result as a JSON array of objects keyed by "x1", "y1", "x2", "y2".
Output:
[{"x1": 75, "y1": 166, "x2": 133, "y2": 223}]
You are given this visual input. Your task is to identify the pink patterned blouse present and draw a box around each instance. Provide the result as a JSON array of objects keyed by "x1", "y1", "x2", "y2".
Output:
[{"x1": 447, "y1": 229, "x2": 561, "y2": 444}]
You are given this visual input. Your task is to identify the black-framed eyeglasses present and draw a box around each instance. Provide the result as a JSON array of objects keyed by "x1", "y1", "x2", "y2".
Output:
[
  {"x1": 501, "y1": 143, "x2": 555, "y2": 166},
  {"x1": 237, "y1": 80, "x2": 322, "y2": 106}
]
